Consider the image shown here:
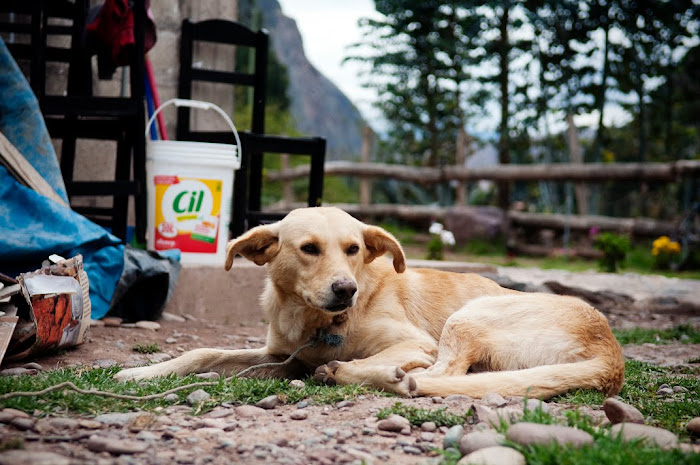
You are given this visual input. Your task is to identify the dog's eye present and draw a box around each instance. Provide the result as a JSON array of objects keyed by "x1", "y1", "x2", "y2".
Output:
[
  {"x1": 346, "y1": 244, "x2": 359, "y2": 256},
  {"x1": 301, "y1": 243, "x2": 320, "y2": 255}
]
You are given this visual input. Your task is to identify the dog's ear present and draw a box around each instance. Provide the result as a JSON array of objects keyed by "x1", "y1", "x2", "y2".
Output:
[
  {"x1": 225, "y1": 224, "x2": 279, "y2": 270},
  {"x1": 362, "y1": 225, "x2": 406, "y2": 273}
]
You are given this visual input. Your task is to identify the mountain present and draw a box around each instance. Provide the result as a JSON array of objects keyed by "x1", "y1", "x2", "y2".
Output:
[{"x1": 256, "y1": 0, "x2": 365, "y2": 160}]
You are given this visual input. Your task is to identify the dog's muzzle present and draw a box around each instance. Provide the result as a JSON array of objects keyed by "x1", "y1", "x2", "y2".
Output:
[{"x1": 325, "y1": 279, "x2": 357, "y2": 312}]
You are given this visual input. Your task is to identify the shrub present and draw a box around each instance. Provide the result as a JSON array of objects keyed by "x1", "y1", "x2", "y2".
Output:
[{"x1": 593, "y1": 232, "x2": 630, "y2": 272}]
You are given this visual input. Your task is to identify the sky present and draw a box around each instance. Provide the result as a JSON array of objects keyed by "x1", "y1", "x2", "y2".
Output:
[{"x1": 276, "y1": 0, "x2": 384, "y2": 128}]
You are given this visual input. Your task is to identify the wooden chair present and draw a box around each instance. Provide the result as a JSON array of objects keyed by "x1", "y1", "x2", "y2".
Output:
[
  {"x1": 0, "y1": 0, "x2": 147, "y2": 242},
  {"x1": 176, "y1": 18, "x2": 326, "y2": 237}
]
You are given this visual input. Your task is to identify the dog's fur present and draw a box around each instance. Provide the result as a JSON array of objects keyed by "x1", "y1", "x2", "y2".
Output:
[{"x1": 116, "y1": 207, "x2": 624, "y2": 398}]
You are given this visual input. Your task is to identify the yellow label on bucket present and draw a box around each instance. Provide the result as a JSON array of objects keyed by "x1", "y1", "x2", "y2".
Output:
[{"x1": 153, "y1": 175, "x2": 223, "y2": 253}]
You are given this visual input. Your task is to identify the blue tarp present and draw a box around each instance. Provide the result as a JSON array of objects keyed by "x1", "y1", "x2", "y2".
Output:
[{"x1": 0, "y1": 37, "x2": 124, "y2": 319}]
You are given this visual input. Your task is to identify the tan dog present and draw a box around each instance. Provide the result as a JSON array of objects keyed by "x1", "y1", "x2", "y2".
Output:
[{"x1": 116, "y1": 207, "x2": 624, "y2": 398}]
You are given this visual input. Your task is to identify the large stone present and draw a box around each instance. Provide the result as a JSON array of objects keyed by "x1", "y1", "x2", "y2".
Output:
[
  {"x1": 235, "y1": 405, "x2": 267, "y2": 418},
  {"x1": 445, "y1": 206, "x2": 505, "y2": 244},
  {"x1": 507, "y1": 422, "x2": 594, "y2": 448},
  {"x1": 256, "y1": 395, "x2": 281, "y2": 409},
  {"x1": 687, "y1": 417, "x2": 700, "y2": 436},
  {"x1": 610, "y1": 423, "x2": 679, "y2": 448},
  {"x1": 482, "y1": 392, "x2": 507, "y2": 408},
  {"x1": 187, "y1": 389, "x2": 211, "y2": 405},
  {"x1": 459, "y1": 430, "x2": 506, "y2": 455},
  {"x1": 443, "y1": 424, "x2": 465, "y2": 449},
  {"x1": 603, "y1": 398, "x2": 644, "y2": 424},
  {"x1": 458, "y1": 446, "x2": 526, "y2": 465},
  {"x1": 377, "y1": 414, "x2": 411, "y2": 433},
  {"x1": 0, "y1": 450, "x2": 71, "y2": 465}
]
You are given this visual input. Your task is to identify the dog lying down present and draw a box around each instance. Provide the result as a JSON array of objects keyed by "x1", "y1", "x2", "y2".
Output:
[{"x1": 116, "y1": 207, "x2": 624, "y2": 399}]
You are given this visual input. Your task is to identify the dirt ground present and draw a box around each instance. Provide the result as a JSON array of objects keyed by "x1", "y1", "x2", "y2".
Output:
[{"x1": 1, "y1": 277, "x2": 699, "y2": 464}]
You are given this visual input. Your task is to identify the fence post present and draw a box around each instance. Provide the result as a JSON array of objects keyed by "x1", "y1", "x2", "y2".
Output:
[
  {"x1": 281, "y1": 153, "x2": 292, "y2": 208},
  {"x1": 455, "y1": 127, "x2": 468, "y2": 205},
  {"x1": 566, "y1": 113, "x2": 589, "y2": 215},
  {"x1": 360, "y1": 126, "x2": 372, "y2": 207}
]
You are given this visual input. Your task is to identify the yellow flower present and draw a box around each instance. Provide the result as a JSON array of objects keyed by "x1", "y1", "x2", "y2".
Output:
[
  {"x1": 653, "y1": 236, "x2": 670, "y2": 249},
  {"x1": 668, "y1": 241, "x2": 681, "y2": 254}
]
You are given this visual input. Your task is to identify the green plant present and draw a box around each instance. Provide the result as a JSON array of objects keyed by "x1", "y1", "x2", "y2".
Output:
[
  {"x1": 593, "y1": 232, "x2": 631, "y2": 272},
  {"x1": 377, "y1": 402, "x2": 473, "y2": 427},
  {"x1": 132, "y1": 343, "x2": 161, "y2": 354},
  {"x1": 613, "y1": 324, "x2": 700, "y2": 345},
  {"x1": 426, "y1": 222, "x2": 455, "y2": 261}
]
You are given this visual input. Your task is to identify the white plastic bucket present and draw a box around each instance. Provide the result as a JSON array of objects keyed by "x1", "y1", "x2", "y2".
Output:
[{"x1": 145, "y1": 99, "x2": 241, "y2": 265}]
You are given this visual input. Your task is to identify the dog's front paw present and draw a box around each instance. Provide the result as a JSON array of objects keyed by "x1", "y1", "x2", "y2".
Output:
[
  {"x1": 313, "y1": 360, "x2": 341, "y2": 385},
  {"x1": 114, "y1": 365, "x2": 158, "y2": 382}
]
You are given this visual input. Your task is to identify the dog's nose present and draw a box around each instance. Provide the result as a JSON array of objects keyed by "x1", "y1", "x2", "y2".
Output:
[{"x1": 332, "y1": 279, "x2": 357, "y2": 300}]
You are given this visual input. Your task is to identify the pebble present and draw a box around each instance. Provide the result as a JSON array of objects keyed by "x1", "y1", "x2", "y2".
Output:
[
  {"x1": 458, "y1": 446, "x2": 526, "y2": 465},
  {"x1": 482, "y1": 392, "x2": 507, "y2": 407},
  {"x1": 431, "y1": 397, "x2": 443, "y2": 404},
  {"x1": 507, "y1": 422, "x2": 594, "y2": 448},
  {"x1": 687, "y1": 417, "x2": 700, "y2": 435},
  {"x1": 0, "y1": 367, "x2": 38, "y2": 376},
  {"x1": 187, "y1": 389, "x2": 211, "y2": 405},
  {"x1": 93, "y1": 359, "x2": 118, "y2": 368},
  {"x1": 443, "y1": 424, "x2": 465, "y2": 449},
  {"x1": 459, "y1": 430, "x2": 506, "y2": 455},
  {"x1": 206, "y1": 408, "x2": 234, "y2": 419},
  {"x1": 86, "y1": 435, "x2": 149, "y2": 454},
  {"x1": 95, "y1": 412, "x2": 149, "y2": 427},
  {"x1": 673, "y1": 385, "x2": 688, "y2": 393},
  {"x1": 403, "y1": 445, "x2": 422, "y2": 455},
  {"x1": 9, "y1": 417, "x2": 35, "y2": 431},
  {"x1": 136, "y1": 430, "x2": 161, "y2": 441},
  {"x1": 421, "y1": 421, "x2": 437, "y2": 432},
  {"x1": 257, "y1": 395, "x2": 281, "y2": 409},
  {"x1": 78, "y1": 419, "x2": 102, "y2": 429},
  {"x1": 195, "y1": 372, "x2": 220, "y2": 380},
  {"x1": 0, "y1": 408, "x2": 30, "y2": 421},
  {"x1": 164, "y1": 393, "x2": 180, "y2": 403},
  {"x1": 161, "y1": 312, "x2": 186, "y2": 322},
  {"x1": 134, "y1": 320, "x2": 161, "y2": 330},
  {"x1": 603, "y1": 398, "x2": 644, "y2": 424},
  {"x1": 656, "y1": 387, "x2": 674, "y2": 396},
  {"x1": 297, "y1": 401, "x2": 309, "y2": 409},
  {"x1": 523, "y1": 398, "x2": 550, "y2": 413},
  {"x1": 420, "y1": 432, "x2": 435, "y2": 442},
  {"x1": 377, "y1": 414, "x2": 411, "y2": 433},
  {"x1": 235, "y1": 405, "x2": 267, "y2": 418},
  {"x1": 289, "y1": 380, "x2": 306, "y2": 389},
  {"x1": 445, "y1": 394, "x2": 471, "y2": 403},
  {"x1": 165, "y1": 337, "x2": 177, "y2": 344},
  {"x1": 0, "y1": 450, "x2": 71, "y2": 465},
  {"x1": 22, "y1": 362, "x2": 43, "y2": 371},
  {"x1": 610, "y1": 423, "x2": 679, "y2": 448},
  {"x1": 102, "y1": 316, "x2": 122, "y2": 327},
  {"x1": 45, "y1": 417, "x2": 80, "y2": 431},
  {"x1": 290, "y1": 410, "x2": 308, "y2": 420}
]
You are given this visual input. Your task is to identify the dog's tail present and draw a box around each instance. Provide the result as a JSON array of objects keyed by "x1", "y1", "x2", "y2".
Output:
[{"x1": 414, "y1": 355, "x2": 624, "y2": 399}]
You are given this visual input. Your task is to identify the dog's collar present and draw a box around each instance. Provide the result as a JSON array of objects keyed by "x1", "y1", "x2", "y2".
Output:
[{"x1": 311, "y1": 313, "x2": 347, "y2": 347}]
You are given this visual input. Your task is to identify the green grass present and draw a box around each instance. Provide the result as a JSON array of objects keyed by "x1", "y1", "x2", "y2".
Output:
[
  {"x1": 613, "y1": 324, "x2": 700, "y2": 345},
  {"x1": 377, "y1": 401, "x2": 474, "y2": 427},
  {"x1": 131, "y1": 343, "x2": 162, "y2": 354},
  {"x1": 554, "y1": 359, "x2": 699, "y2": 439},
  {"x1": 0, "y1": 367, "x2": 382, "y2": 416}
]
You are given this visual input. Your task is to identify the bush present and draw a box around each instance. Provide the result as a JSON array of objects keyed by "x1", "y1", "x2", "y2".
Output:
[{"x1": 593, "y1": 232, "x2": 630, "y2": 272}]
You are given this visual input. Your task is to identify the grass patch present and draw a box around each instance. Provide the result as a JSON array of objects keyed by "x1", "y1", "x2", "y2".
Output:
[
  {"x1": 0, "y1": 367, "x2": 383, "y2": 416},
  {"x1": 613, "y1": 324, "x2": 700, "y2": 345},
  {"x1": 554, "y1": 359, "x2": 699, "y2": 439},
  {"x1": 131, "y1": 343, "x2": 162, "y2": 354},
  {"x1": 377, "y1": 401, "x2": 473, "y2": 427}
]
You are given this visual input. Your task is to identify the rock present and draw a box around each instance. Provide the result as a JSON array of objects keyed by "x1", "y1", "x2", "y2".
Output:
[
  {"x1": 22, "y1": 362, "x2": 43, "y2": 371},
  {"x1": 446, "y1": 394, "x2": 472, "y2": 403},
  {"x1": 458, "y1": 446, "x2": 526, "y2": 465},
  {"x1": 89, "y1": 318, "x2": 105, "y2": 327},
  {"x1": 420, "y1": 432, "x2": 435, "y2": 442},
  {"x1": 673, "y1": 385, "x2": 688, "y2": 393},
  {"x1": 431, "y1": 396, "x2": 443, "y2": 404},
  {"x1": 603, "y1": 398, "x2": 644, "y2": 424},
  {"x1": 93, "y1": 359, "x2": 118, "y2": 368},
  {"x1": 507, "y1": 422, "x2": 594, "y2": 448},
  {"x1": 610, "y1": 423, "x2": 679, "y2": 448},
  {"x1": 656, "y1": 387, "x2": 674, "y2": 396},
  {"x1": 128, "y1": 413, "x2": 156, "y2": 432},
  {"x1": 187, "y1": 389, "x2": 211, "y2": 405},
  {"x1": 79, "y1": 419, "x2": 103, "y2": 429},
  {"x1": 482, "y1": 392, "x2": 507, "y2": 408},
  {"x1": 459, "y1": 430, "x2": 506, "y2": 455},
  {"x1": 523, "y1": 399, "x2": 550, "y2": 413},
  {"x1": 9, "y1": 417, "x2": 35, "y2": 431},
  {"x1": 195, "y1": 372, "x2": 220, "y2": 380},
  {"x1": 134, "y1": 320, "x2": 161, "y2": 330},
  {"x1": 377, "y1": 414, "x2": 411, "y2": 433},
  {"x1": 289, "y1": 380, "x2": 306, "y2": 389},
  {"x1": 421, "y1": 421, "x2": 437, "y2": 432},
  {"x1": 165, "y1": 337, "x2": 177, "y2": 344},
  {"x1": 235, "y1": 405, "x2": 267, "y2": 418},
  {"x1": 164, "y1": 393, "x2": 180, "y2": 403},
  {"x1": 297, "y1": 401, "x2": 309, "y2": 409},
  {"x1": 403, "y1": 445, "x2": 422, "y2": 455},
  {"x1": 86, "y1": 435, "x2": 149, "y2": 454},
  {"x1": 256, "y1": 395, "x2": 281, "y2": 409},
  {"x1": 95, "y1": 412, "x2": 151, "y2": 427},
  {"x1": 0, "y1": 408, "x2": 29, "y2": 423},
  {"x1": 0, "y1": 450, "x2": 71, "y2": 465},
  {"x1": 336, "y1": 400, "x2": 355, "y2": 409},
  {"x1": 687, "y1": 417, "x2": 700, "y2": 436},
  {"x1": 136, "y1": 430, "x2": 161, "y2": 441},
  {"x1": 289, "y1": 411, "x2": 308, "y2": 421},
  {"x1": 102, "y1": 317, "x2": 122, "y2": 327},
  {"x1": 443, "y1": 424, "x2": 465, "y2": 449},
  {"x1": 45, "y1": 417, "x2": 80, "y2": 431},
  {"x1": 0, "y1": 367, "x2": 38, "y2": 376},
  {"x1": 161, "y1": 312, "x2": 186, "y2": 322},
  {"x1": 146, "y1": 353, "x2": 172, "y2": 363}
]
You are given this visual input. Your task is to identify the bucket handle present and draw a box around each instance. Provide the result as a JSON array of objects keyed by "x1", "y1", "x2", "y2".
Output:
[{"x1": 145, "y1": 98, "x2": 242, "y2": 161}]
